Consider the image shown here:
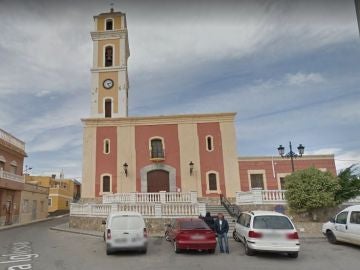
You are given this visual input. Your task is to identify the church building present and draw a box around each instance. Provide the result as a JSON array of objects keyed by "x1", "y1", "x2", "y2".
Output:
[{"x1": 81, "y1": 9, "x2": 336, "y2": 201}]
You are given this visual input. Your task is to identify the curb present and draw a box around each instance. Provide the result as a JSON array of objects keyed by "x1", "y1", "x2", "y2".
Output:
[
  {"x1": 50, "y1": 226, "x2": 103, "y2": 238},
  {"x1": 0, "y1": 214, "x2": 69, "y2": 231}
]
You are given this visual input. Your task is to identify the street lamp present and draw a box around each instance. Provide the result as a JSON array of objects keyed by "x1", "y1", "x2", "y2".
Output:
[
  {"x1": 123, "y1": 162, "x2": 128, "y2": 177},
  {"x1": 189, "y1": 161, "x2": 194, "y2": 176},
  {"x1": 277, "y1": 142, "x2": 305, "y2": 172}
]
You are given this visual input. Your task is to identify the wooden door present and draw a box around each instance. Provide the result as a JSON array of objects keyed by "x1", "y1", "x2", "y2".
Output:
[{"x1": 147, "y1": 170, "x2": 169, "y2": 192}]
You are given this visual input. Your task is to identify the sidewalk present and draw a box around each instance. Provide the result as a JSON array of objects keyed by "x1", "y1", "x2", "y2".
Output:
[{"x1": 0, "y1": 214, "x2": 69, "y2": 231}]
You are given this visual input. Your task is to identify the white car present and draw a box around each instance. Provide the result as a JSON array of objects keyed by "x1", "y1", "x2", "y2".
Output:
[
  {"x1": 103, "y1": 211, "x2": 148, "y2": 255},
  {"x1": 322, "y1": 205, "x2": 360, "y2": 246},
  {"x1": 234, "y1": 211, "x2": 300, "y2": 258}
]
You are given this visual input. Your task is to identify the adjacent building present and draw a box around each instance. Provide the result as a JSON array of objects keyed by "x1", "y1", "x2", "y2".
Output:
[{"x1": 26, "y1": 175, "x2": 81, "y2": 213}]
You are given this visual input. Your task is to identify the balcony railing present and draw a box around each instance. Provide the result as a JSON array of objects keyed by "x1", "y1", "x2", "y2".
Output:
[
  {"x1": 102, "y1": 191, "x2": 198, "y2": 204},
  {"x1": 0, "y1": 169, "x2": 25, "y2": 183},
  {"x1": 0, "y1": 129, "x2": 25, "y2": 151},
  {"x1": 70, "y1": 202, "x2": 206, "y2": 218},
  {"x1": 150, "y1": 150, "x2": 165, "y2": 161}
]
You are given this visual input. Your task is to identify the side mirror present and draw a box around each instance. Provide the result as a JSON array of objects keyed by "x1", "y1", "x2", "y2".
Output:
[
  {"x1": 329, "y1": 217, "x2": 335, "y2": 223},
  {"x1": 102, "y1": 220, "x2": 106, "y2": 225}
]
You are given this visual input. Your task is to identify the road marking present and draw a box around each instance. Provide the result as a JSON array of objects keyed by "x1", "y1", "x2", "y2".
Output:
[{"x1": 0, "y1": 241, "x2": 39, "y2": 269}]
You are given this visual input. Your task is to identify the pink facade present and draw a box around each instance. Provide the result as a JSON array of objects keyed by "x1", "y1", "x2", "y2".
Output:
[
  {"x1": 95, "y1": 127, "x2": 117, "y2": 196},
  {"x1": 197, "y1": 123, "x2": 226, "y2": 197}
]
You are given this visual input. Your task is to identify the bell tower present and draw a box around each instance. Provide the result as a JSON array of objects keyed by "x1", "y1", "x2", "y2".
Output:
[{"x1": 90, "y1": 8, "x2": 130, "y2": 118}]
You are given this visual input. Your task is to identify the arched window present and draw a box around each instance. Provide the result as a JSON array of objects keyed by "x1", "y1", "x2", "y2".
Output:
[
  {"x1": 102, "y1": 175, "x2": 111, "y2": 193},
  {"x1": 104, "y1": 139, "x2": 110, "y2": 154},
  {"x1": 104, "y1": 46, "x2": 113, "y2": 67},
  {"x1": 150, "y1": 138, "x2": 164, "y2": 159},
  {"x1": 105, "y1": 19, "x2": 113, "y2": 30},
  {"x1": 208, "y1": 173, "x2": 217, "y2": 191},
  {"x1": 104, "y1": 99, "x2": 112, "y2": 118},
  {"x1": 206, "y1": 135, "x2": 214, "y2": 151}
]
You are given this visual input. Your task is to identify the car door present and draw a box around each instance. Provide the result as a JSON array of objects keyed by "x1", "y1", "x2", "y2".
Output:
[
  {"x1": 347, "y1": 210, "x2": 360, "y2": 245},
  {"x1": 334, "y1": 211, "x2": 348, "y2": 242},
  {"x1": 237, "y1": 213, "x2": 250, "y2": 242}
]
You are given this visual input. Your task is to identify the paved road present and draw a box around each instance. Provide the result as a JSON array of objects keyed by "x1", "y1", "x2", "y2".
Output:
[{"x1": 0, "y1": 217, "x2": 359, "y2": 270}]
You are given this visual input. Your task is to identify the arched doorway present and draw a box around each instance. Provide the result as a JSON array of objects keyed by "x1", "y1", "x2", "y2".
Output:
[{"x1": 147, "y1": 170, "x2": 170, "y2": 192}]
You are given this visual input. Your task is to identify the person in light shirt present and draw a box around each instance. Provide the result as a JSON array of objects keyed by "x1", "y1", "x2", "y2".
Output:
[{"x1": 214, "y1": 213, "x2": 229, "y2": 253}]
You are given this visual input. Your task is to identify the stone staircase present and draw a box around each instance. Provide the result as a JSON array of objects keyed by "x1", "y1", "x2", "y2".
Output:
[{"x1": 205, "y1": 204, "x2": 236, "y2": 236}]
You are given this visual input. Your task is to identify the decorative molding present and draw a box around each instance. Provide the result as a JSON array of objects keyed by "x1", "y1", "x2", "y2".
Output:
[
  {"x1": 82, "y1": 112, "x2": 236, "y2": 127},
  {"x1": 91, "y1": 30, "x2": 128, "y2": 41},
  {"x1": 238, "y1": 154, "x2": 335, "y2": 161}
]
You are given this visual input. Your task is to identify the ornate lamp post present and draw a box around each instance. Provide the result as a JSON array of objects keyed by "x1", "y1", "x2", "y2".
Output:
[{"x1": 277, "y1": 142, "x2": 305, "y2": 172}]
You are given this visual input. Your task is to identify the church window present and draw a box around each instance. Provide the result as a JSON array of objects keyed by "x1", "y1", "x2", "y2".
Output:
[
  {"x1": 150, "y1": 138, "x2": 164, "y2": 159},
  {"x1": 105, "y1": 19, "x2": 113, "y2": 30},
  {"x1": 102, "y1": 175, "x2": 111, "y2": 193},
  {"x1": 206, "y1": 135, "x2": 214, "y2": 152},
  {"x1": 104, "y1": 139, "x2": 110, "y2": 154},
  {"x1": 105, "y1": 99, "x2": 112, "y2": 118},
  {"x1": 105, "y1": 46, "x2": 113, "y2": 67}
]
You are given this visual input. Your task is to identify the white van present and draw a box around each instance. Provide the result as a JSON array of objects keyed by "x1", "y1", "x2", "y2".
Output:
[
  {"x1": 322, "y1": 205, "x2": 360, "y2": 246},
  {"x1": 103, "y1": 211, "x2": 148, "y2": 255}
]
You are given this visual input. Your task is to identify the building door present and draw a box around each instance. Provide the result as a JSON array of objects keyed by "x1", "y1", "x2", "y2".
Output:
[
  {"x1": 32, "y1": 200, "x2": 37, "y2": 220},
  {"x1": 147, "y1": 170, "x2": 170, "y2": 192},
  {"x1": 5, "y1": 200, "x2": 12, "y2": 225}
]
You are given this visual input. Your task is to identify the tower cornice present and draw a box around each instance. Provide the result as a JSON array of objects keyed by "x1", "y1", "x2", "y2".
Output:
[{"x1": 91, "y1": 30, "x2": 128, "y2": 41}]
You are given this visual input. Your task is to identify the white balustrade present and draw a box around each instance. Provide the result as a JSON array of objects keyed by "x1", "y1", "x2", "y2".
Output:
[
  {"x1": 102, "y1": 192, "x2": 196, "y2": 204},
  {"x1": 236, "y1": 189, "x2": 287, "y2": 205},
  {"x1": 0, "y1": 169, "x2": 25, "y2": 183},
  {"x1": 70, "y1": 203, "x2": 200, "y2": 218}
]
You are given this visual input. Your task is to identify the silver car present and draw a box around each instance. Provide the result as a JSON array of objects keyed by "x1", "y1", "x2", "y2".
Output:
[
  {"x1": 103, "y1": 211, "x2": 148, "y2": 255},
  {"x1": 234, "y1": 211, "x2": 300, "y2": 258}
]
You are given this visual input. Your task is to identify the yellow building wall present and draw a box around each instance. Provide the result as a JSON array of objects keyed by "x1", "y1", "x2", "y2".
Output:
[
  {"x1": 98, "y1": 71, "x2": 119, "y2": 113},
  {"x1": 97, "y1": 39, "x2": 120, "y2": 67},
  {"x1": 96, "y1": 15, "x2": 122, "y2": 31}
]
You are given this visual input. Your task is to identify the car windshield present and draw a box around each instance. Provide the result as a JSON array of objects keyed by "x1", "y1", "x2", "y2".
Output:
[
  {"x1": 110, "y1": 216, "x2": 144, "y2": 230},
  {"x1": 253, "y1": 215, "x2": 294, "y2": 230},
  {"x1": 179, "y1": 219, "x2": 209, "y2": 230}
]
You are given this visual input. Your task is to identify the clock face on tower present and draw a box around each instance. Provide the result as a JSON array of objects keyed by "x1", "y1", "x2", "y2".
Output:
[{"x1": 103, "y1": 79, "x2": 114, "y2": 89}]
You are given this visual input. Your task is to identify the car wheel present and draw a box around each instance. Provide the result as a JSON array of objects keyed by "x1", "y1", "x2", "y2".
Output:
[
  {"x1": 106, "y1": 247, "x2": 113, "y2": 255},
  {"x1": 208, "y1": 249, "x2": 215, "y2": 254},
  {"x1": 326, "y1": 230, "x2": 338, "y2": 244},
  {"x1": 244, "y1": 240, "x2": 255, "y2": 256},
  {"x1": 174, "y1": 241, "x2": 181, "y2": 254},
  {"x1": 233, "y1": 230, "x2": 241, "y2": 242},
  {"x1": 288, "y1": 252, "x2": 299, "y2": 258}
]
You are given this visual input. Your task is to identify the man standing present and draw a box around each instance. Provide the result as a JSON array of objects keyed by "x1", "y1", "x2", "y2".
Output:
[{"x1": 215, "y1": 213, "x2": 229, "y2": 253}]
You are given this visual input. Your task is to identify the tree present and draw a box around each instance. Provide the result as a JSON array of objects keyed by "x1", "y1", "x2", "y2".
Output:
[
  {"x1": 335, "y1": 165, "x2": 360, "y2": 204},
  {"x1": 285, "y1": 167, "x2": 340, "y2": 215}
]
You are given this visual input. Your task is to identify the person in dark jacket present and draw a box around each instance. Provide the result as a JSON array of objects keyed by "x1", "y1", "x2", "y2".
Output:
[
  {"x1": 214, "y1": 213, "x2": 229, "y2": 253},
  {"x1": 203, "y1": 212, "x2": 215, "y2": 232}
]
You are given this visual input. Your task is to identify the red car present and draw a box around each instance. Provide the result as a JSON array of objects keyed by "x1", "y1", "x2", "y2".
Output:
[{"x1": 165, "y1": 218, "x2": 217, "y2": 253}]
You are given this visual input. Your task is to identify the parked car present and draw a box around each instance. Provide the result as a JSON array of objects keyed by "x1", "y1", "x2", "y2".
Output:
[
  {"x1": 102, "y1": 211, "x2": 148, "y2": 255},
  {"x1": 234, "y1": 211, "x2": 300, "y2": 258},
  {"x1": 165, "y1": 218, "x2": 217, "y2": 253},
  {"x1": 322, "y1": 205, "x2": 360, "y2": 246}
]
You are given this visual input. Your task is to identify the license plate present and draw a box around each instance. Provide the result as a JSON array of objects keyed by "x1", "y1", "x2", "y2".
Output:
[
  {"x1": 115, "y1": 238, "x2": 127, "y2": 243},
  {"x1": 191, "y1": 235, "x2": 205, "y2": 240}
]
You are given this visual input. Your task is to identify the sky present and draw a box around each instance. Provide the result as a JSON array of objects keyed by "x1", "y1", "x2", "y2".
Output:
[{"x1": 0, "y1": 0, "x2": 359, "y2": 180}]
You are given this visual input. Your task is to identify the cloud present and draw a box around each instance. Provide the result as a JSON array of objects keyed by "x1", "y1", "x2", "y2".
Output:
[{"x1": 286, "y1": 72, "x2": 325, "y2": 85}]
